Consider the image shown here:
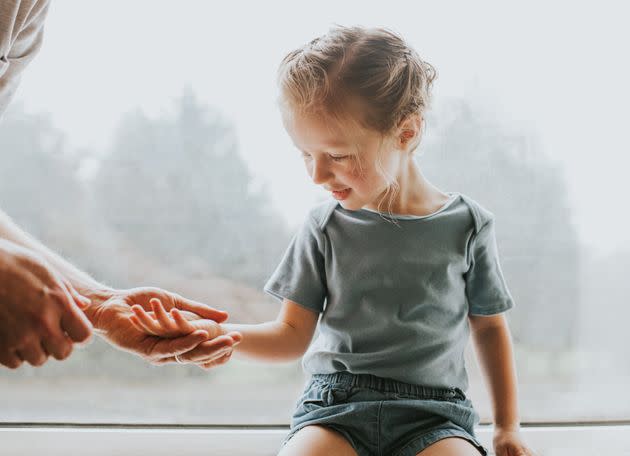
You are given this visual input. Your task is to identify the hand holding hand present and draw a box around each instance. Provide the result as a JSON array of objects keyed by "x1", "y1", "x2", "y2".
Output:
[
  {"x1": 0, "y1": 240, "x2": 92, "y2": 369},
  {"x1": 129, "y1": 298, "x2": 241, "y2": 369},
  {"x1": 84, "y1": 287, "x2": 241, "y2": 368}
]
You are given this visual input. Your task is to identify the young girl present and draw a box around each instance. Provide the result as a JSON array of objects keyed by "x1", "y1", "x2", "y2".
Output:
[{"x1": 130, "y1": 25, "x2": 535, "y2": 456}]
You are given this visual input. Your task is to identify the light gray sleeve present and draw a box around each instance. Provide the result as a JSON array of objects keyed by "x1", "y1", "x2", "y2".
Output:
[
  {"x1": 0, "y1": 0, "x2": 50, "y2": 117},
  {"x1": 264, "y1": 214, "x2": 327, "y2": 313},
  {"x1": 465, "y1": 218, "x2": 515, "y2": 316}
]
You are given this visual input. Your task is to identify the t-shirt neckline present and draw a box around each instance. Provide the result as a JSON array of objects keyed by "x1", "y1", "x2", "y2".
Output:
[{"x1": 357, "y1": 192, "x2": 460, "y2": 220}]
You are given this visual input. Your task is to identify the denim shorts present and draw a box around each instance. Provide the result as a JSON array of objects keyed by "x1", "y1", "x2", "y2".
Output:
[{"x1": 283, "y1": 372, "x2": 487, "y2": 456}]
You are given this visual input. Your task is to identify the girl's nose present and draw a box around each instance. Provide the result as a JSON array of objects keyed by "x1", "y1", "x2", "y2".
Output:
[{"x1": 311, "y1": 158, "x2": 331, "y2": 184}]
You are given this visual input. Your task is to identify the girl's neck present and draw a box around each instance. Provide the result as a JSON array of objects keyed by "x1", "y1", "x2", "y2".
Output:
[{"x1": 366, "y1": 160, "x2": 450, "y2": 216}]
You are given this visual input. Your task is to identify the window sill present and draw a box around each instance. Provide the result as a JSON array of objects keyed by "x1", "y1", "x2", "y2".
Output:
[{"x1": 1, "y1": 423, "x2": 629, "y2": 455}]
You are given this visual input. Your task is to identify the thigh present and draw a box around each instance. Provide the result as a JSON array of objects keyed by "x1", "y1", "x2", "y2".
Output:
[
  {"x1": 416, "y1": 436, "x2": 482, "y2": 456},
  {"x1": 278, "y1": 425, "x2": 358, "y2": 456}
]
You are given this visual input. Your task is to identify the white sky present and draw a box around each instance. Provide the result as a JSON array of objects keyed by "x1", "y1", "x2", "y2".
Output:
[{"x1": 14, "y1": 0, "x2": 630, "y2": 255}]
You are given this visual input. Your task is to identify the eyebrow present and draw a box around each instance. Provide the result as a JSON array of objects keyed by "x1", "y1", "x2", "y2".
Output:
[
  {"x1": 295, "y1": 141, "x2": 349, "y2": 153},
  {"x1": 322, "y1": 140, "x2": 348, "y2": 147}
]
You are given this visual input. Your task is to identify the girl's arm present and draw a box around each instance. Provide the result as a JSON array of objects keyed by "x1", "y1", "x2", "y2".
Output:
[
  {"x1": 222, "y1": 299, "x2": 319, "y2": 362},
  {"x1": 469, "y1": 313, "x2": 535, "y2": 455},
  {"x1": 469, "y1": 313, "x2": 520, "y2": 430},
  {"x1": 131, "y1": 298, "x2": 319, "y2": 364}
]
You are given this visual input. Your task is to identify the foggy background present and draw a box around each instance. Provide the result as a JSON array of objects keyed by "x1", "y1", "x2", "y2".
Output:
[{"x1": 1, "y1": 0, "x2": 628, "y2": 424}]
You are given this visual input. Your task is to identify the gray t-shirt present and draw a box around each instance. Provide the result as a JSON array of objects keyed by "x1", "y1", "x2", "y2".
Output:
[{"x1": 264, "y1": 192, "x2": 514, "y2": 391}]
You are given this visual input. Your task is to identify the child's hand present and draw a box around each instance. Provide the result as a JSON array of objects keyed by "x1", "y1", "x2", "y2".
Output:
[
  {"x1": 493, "y1": 429, "x2": 537, "y2": 456},
  {"x1": 129, "y1": 298, "x2": 225, "y2": 340}
]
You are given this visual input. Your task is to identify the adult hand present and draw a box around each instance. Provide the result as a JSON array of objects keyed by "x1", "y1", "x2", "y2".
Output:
[
  {"x1": 84, "y1": 287, "x2": 241, "y2": 366},
  {"x1": 0, "y1": 239, "x2": 93, "y2": 369},
  {"x1": 129, "y1": 299, "x2": 241, "y2": 370}
]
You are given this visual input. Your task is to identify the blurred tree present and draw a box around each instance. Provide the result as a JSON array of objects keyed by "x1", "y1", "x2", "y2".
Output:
[
  {"x1": 93, "y1": 89, "x2": 289, "y2": 289},
  {"x1": 0, "y1": 105, "x2": 92, "y2": 266},
  {"x1": 421, "y1": 97, "x2": 580, "y2": 350}
]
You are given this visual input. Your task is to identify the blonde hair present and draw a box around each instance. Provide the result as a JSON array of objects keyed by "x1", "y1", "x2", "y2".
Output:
[
  {"x1": 277, "y1": 25, "x2": 437, "y2": 219},
  {"x1": 277, "y1": 25, "x2": 437, "y2": 142}
]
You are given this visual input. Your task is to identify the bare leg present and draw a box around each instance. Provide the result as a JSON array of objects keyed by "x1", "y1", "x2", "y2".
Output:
[
  {"x1": 278, "y1": 425, "x2": 358, "y2": 456},
  {"x1": 416, "y1": 436, "x2": 483, "y2": 456}
]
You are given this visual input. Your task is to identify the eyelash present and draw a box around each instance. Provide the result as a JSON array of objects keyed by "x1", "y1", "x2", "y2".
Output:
[{"x1": 300, "y1": 152, "x2": 349, "y2": 162}]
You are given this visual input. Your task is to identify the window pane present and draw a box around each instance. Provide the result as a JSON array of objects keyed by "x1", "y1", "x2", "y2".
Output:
[{"x1": 1, "y1": 0, "x2": 628, "y2": 424}]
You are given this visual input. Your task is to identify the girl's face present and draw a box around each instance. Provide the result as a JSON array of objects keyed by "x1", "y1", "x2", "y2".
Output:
[{"x1": 282, "y1": 110, "x2": 403, "y2": 211}]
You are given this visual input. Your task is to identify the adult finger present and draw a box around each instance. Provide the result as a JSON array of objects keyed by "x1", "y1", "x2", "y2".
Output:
[
  {"x1": 64, "y1": 280, "x2": 91, "y2": 309},
  {"x1": 199, "y1": 351, "x2": 233, "y2": 370},
  {"x1": 188, "y1": 344, "x2": 233, "y2": 365},
  {"x1": 41, "y1": 332, "x2": 73, "y2": 361},
  {"x1": 0, "y1": 351, "x2": 23, "y2": 369},
  {"x1": 176, "y1": 335, "x2": 236, "y2": 363},
  {"x1": 26, "y1": 267, "x2": 92, "y2": 344},
  {"x1": 56, "y1": 279, "x2": 93, "y2": 343},
  {"x1": 148, "y1": 330, "x2": 209, "y2": 359},
  {"x1": 19, "y1": 342, "x2": 49, "y2": 367},
  {"x1": 173, "y1": 295, "x2": 229, "y2": 323}
]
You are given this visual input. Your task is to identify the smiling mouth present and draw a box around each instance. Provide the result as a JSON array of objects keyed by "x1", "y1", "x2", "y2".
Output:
[{"x1": 331, "y1": 188, "x2": 351, "y2": 200}]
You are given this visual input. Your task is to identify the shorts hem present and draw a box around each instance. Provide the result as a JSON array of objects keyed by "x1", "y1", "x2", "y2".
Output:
[
  {"x1": 393, "y1": 429, "x2": 488, "y2": 456},
  {"x1": 281, "y1": 423, "x2": 370, "y2": 456}
]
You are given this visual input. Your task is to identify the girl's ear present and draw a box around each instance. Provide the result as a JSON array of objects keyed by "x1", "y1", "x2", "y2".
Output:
[{"x1": 397, "y1": 114, "x2": 422, "y2": 150}]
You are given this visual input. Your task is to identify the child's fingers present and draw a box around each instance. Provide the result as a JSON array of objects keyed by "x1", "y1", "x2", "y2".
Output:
[
  {"x1": 131, "y1": 305, "x2": 163, "y2": 335},
  {"x1": 151, "y1": 299, "x2": 177, "y2": 330},
  {"x1": 129, "y1": 315, "x2": 148, "y2": 333},
  {"x1": 170, "y1": 308, "x2": 196, "y2": 333}
]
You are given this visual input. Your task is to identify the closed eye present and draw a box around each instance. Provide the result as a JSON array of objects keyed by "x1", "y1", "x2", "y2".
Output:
[{"x1": 329, "y1": 154, "x2": 349, "y2": 162}]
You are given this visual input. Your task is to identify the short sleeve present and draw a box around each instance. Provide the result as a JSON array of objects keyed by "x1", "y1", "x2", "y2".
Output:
[
  {"x1": 264, "y1": 214, "x2": 327, "y2": 313},
  {"x1": 465, "y1": 217, "x2": 515, "y2": 315}
]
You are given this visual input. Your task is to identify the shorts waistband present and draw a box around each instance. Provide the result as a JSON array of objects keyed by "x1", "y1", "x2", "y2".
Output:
[{"x1": 311, "y1": 372, "x2": 466, "y2": 401}]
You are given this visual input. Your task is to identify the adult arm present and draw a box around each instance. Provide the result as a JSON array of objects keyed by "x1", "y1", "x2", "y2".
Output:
[{"x1": 0, "y1": 209, "x2": 237, "y2": 367}]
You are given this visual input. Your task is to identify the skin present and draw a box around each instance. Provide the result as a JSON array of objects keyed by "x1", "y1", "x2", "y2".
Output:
[
  {"x1": 0, "y1": 2, "x2": 239, "y2": 370},
  {"x1": 0, "y1": 239, "x2": 92, "y2": 368},
  {"x1": 0, "y1": 208, "x2": 241, "y2": 369},
  {"x1": 84, "y1": 288, "x2": 242, "y2": 368},
  {"x1": 130, "y1": 109, "x2": 536, "y2": 455}
]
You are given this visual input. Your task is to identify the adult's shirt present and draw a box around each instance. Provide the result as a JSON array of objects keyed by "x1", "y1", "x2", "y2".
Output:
[
  {"x1": 264, "y1": 193, "x2": 515, "y2": 391},
  {"x1": 0, "y1": 0, "x2": 50, "y2": 117}
]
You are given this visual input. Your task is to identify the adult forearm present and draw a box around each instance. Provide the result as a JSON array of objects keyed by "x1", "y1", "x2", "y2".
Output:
[
  {"x1": 222, "y1": 321, "x2": 308, "y2": 362},
  {"x1": 0, "y1": 209, "x2": 111, "y2": 295},
  {"x1": 472, "y1": 324, "x2": 521, "y2": 430}
]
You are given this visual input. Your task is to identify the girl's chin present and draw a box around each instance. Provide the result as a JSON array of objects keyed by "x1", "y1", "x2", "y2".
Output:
[{"x1": 337, "y1": 199, "x2": 363, "y2": 211}]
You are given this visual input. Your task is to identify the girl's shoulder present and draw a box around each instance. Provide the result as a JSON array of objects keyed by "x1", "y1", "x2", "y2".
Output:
[
  {"x1": 306, "y1": 199, "x2": 338, "y2": 230},
  {"x1": 455, "y1": 193, "x2": 496, "y2": 233}
]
